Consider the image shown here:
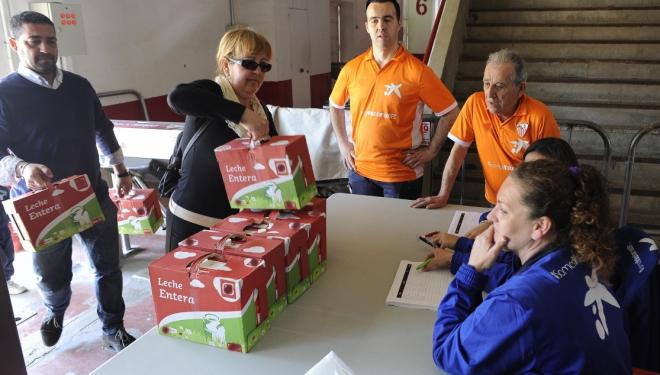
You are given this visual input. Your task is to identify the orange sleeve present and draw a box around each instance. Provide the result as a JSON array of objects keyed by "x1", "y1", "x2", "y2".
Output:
[
  {"x1": 448, "y1": 94, "x2": 477, "y2": 146},
  {"x1": 536, "y1": 106, "x2": 561, "y2": 139},
  {"x1": 329, "y1": 63, "x2": 352, "y2": 108},
  {"x1": 419, "y1": 66, "x2": 457, "y2": 116}
]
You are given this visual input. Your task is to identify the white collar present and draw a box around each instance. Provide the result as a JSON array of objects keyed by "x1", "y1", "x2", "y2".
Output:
[{"x1": 17, "y1": 64, "x2": 63, "y2": 89}]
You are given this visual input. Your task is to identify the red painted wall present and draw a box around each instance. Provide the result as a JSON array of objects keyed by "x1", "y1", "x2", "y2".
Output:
[
  {"x1": 310, "y1": 72, "x2": 332, "y2": 108},
  {"x1": 101, "y1": 74, "x2": 330, "y2": 120},
  {"x1": 257, "y1": 80, "x2": 293, "y2": 107},
  {"x1": 102, "y1": 95, "x2": 183, "y2": 122}
]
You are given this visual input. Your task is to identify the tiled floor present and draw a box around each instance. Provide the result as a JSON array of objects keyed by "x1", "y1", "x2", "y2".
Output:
[{"x1": 9, "y1": 233, "x2": 165, "y2": 375}]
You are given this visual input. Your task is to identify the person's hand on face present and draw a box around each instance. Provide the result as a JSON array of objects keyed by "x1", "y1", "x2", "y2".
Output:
[{"x1": 468, "y1": 225, "x2": 508, "y2": 273}]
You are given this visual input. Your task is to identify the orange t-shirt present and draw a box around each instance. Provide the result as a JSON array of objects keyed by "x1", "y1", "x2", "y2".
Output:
[
  {"x1": 330, "y1": 46, "x2": 457, "y2": 182},
  {"x1": 449, "y1": 92, "x2": 560, "y2": 204}
]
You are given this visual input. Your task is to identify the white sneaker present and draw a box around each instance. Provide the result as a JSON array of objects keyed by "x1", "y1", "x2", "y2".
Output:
[{"x1": 7, "y1": 279, "x2": 27, "y2": 295}]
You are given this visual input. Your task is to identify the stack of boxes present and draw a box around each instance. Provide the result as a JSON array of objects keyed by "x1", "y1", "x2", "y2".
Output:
[{"x1": 148, "y1": 136, "x2": 327, "y2": 352}]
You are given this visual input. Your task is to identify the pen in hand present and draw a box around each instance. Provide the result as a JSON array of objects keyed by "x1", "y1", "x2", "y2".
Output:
[{"x1": 416, "y1": 258, "x2": 432, "y2": 271}]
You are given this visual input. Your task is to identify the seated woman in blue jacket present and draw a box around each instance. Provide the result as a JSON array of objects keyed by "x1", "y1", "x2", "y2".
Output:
[
  {"x1": 420, "y1": 137, "x2": 579, "y2": 291},
  {"x1": 433, "y1": 159, "x2": 631, "y2": 374}
]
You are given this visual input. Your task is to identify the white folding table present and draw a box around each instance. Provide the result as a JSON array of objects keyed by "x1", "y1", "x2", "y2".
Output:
[{"x1": 92, "y1": 193, "x2": 485, "y2": 374}]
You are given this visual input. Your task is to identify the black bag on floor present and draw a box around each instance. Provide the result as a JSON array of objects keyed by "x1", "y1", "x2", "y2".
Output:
[{"x1": 158, "y1": 119, "x2": 210, "y2": 198}]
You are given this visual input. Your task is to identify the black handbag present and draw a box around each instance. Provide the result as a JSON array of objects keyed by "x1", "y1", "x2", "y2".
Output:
[{"x1": 158, "y1": 119, "x2": 210, "y2": 197}]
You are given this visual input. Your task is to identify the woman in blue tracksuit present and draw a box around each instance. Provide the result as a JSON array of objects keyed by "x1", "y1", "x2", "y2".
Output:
[
  {"x1": 433, "y1": 160, "x2": 631, "y2": 374},
  {"x1": 420, "y1": 138, "x2": 580, "y2": 292}
]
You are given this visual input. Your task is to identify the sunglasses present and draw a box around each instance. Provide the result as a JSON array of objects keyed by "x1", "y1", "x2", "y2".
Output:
[{"x1": 227, "y1": 57, "x2": 272, "y2": 72}]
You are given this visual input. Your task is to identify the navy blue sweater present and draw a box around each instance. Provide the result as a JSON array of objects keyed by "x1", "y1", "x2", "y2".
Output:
[{"x1": 0, "y1": 71, "x2": 119, "y2": 198}]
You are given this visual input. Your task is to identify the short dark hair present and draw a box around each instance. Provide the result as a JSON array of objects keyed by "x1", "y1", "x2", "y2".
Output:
[
  {"x1": 366, "y1": 0, "x2": 401, "y2": 20},
  {"x1": 10, "y1": 11, "x2": 54, "y2": 38},
  {"x1": 524, "y1": 137, "x2": 578, "y2": 166}
]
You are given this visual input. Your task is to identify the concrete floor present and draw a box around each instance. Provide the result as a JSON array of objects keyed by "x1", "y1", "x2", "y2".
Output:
[{"x1": 9, "y1": 233, "x2": 164, "y2": 375}]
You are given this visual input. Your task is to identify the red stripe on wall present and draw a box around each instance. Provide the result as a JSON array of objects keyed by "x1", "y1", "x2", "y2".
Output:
[
  {"x1": 257, "y1": 80, "x2": 293, "y2": 107},
  {"x1": 102, "y1": 78, "x2": 303, "y2": 121},
  {"x1": 102, "y1": 95, "x2": 183, "y2": 122},
  {"x1": 310, "y1": 72, "x2": 332, "y2": 108}
]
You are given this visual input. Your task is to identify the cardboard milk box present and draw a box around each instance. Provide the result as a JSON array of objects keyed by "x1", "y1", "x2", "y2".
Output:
[
  {"x1": 2, "y1": 175, "x2": 105, "y2": 252},
  {"x1": 149, "y1": 247, "x2": 272, "y2": 353},
  {"x1": 302, "y1": 196, "x2": 326, "y2": 213},
  {"x1": 238, "y1": 208, "x2": 327, "y2": 283},
  {"x1": 213, "y1": 214, "x2": 311, "y2": 303},
  {"x1": 109, "y1": 188, "x2": 163, "y2": 234},
  {"x1": 215, "y1": 135, "x2": 318, "y2": 210},
  {"x1": 272, "y1": 208, "x2": 327, "y2": 283},
  {"x1": 178, "y1": 230, "x2": 287, "y2": 318}
]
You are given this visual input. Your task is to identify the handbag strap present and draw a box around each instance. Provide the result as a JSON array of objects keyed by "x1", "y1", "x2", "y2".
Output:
[{"x1": 181, "y1": 118, "x2": 211, "y2": 164}]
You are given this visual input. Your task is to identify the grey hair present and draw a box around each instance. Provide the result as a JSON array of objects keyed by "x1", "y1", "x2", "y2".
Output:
[{"x1": 486, "y1": 49, "x2": 527, "y2": 85}]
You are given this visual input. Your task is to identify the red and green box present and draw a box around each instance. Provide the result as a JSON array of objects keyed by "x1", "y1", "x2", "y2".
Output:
[
  {"x1": 2, "y1": 174, "x2": 105, "y2": 252},
  {"x1": 178, "y1": 230, "x2": 287, "y2": 319},
  {"x1": 215, "y1": 135, "x2": 317, "y2": 210},
  {"x1": 149, "y1": 248, "x2": 272, "y2": 352},
  {"x1": 213, "y1": 214, "x2": 311, "y2": 303},
  {"x1": 109, "y1": 188, "x2": 163, "y2": 235},
  {"x1": 235, "y1": 206, "x2": 327, "y2": 283}
]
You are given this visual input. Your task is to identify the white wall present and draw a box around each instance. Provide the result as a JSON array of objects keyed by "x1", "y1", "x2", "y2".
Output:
[
  {"x1": 235, "y1": 0, "x2": 332, "y2": 107},
  {"x1": 1, "y1": 0, "x2": 233, "y2": 104},
  {"x1": 329, "y1": 0, "x2": 371, "y2": 63},
  {"x1": 0, "y1": 0, "x2": 333, "y2": 107}
]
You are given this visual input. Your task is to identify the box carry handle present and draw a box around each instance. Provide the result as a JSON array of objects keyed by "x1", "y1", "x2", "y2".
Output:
[{"x1": 212, "y1": 233, "x2": 247, "y2": 255}]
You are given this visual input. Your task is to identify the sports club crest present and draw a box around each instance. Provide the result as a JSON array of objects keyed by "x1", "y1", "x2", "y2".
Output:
[{"x1": 516, "y1": 122, "x2": 529, "y2": 137}]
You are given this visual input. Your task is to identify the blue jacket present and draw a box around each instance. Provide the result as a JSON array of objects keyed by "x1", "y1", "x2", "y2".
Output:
[
  {"x1": 450, "y1": 237, "x2": 521, "y2": 292},
  {"x1": 433, "y1": 247, "x2": 631, "y2": 374},
  {"x1": 613, "y1": 226, "x2": 659, "y2": 370}
]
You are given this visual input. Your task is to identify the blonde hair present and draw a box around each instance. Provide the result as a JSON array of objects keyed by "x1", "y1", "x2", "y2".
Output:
[{"x1": 215, "y1": 27, "x2": 272, "y2": 78}]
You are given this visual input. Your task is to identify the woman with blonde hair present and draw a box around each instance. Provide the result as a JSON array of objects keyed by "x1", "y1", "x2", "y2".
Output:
[
  {"x1": 165, "y1": 27, "x2": 277, "y2": 251},
  {"x1": 433, "y1": 160, "x2": 630, "y2": 373}
]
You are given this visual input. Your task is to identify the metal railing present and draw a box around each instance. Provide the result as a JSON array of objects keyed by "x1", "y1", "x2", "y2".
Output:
[
  {"x1": 559, "y1": 119, "x2": 612, "y2": 183},
  {"x1": 423, "y1": 0, "x2": 448, "y2": 64},
  {"x1": 97, "y1": 89, "x2": 150, "y2": 121},
  {"x1": 618, "y1": 121, "x2": 660, "y2": 227}
]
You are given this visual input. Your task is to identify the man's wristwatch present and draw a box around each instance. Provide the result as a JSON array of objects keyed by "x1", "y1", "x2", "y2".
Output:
[{"x1": 115, "y1": 171, "x2": 130, "y2": 178}]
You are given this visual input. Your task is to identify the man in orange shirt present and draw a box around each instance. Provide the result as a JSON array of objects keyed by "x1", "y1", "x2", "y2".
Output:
[
  {"x1": 412, "y1": 49, "x2": 560, "y2": 209},
  {"x1": 329, "y1": 0, "x2": 459, "y2": 199}
]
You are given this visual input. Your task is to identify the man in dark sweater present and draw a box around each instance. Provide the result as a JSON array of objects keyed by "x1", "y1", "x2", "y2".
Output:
[{"x1": 0, "y1": 11, "x2": 135, "y2": 352}]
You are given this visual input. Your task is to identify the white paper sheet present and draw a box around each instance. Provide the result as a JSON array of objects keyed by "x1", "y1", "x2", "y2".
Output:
[
  {"x1": 386, "y1": 260, "x2": 454, "y2": 311},
  {"x1": 305, "y1": 351, "x2": 355, "y2": 375},
  {"x1": 447, "y1": 210, "x2": 484, "y2": 236}
]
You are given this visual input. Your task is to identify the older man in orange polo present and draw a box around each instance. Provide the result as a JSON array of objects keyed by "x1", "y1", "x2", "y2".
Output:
[{"x1": 412, "y1": 49, "x2": 560, "y2": 209}]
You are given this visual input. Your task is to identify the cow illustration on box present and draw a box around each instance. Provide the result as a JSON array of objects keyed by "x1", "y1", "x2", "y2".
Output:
[{"x1": 149, "y1": 248, "x2": 273, "y2": 352}]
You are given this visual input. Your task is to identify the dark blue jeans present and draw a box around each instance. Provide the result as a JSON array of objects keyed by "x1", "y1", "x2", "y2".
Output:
[
  {"x1": 348, "y1": 170, "x2": 423, "y2": 200},
  {"x1": 32, "y1": 194, "x2": 125, "y2": 335}
]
